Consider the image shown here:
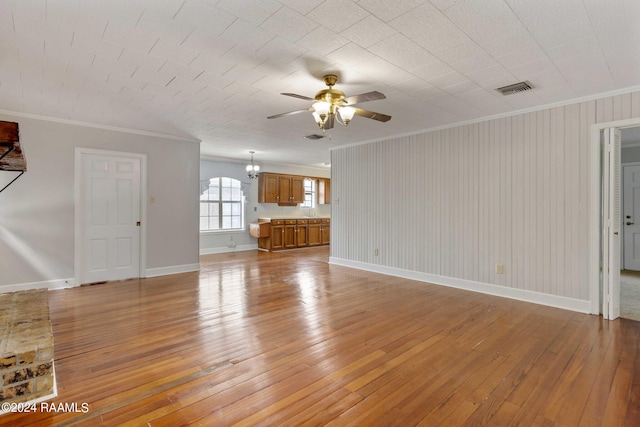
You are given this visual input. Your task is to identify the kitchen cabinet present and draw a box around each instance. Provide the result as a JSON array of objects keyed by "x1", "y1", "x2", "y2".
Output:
[
  {"x1": 321, "y1": 218, "x2": 330, "y2": 245},
  {"x1": 253, "y1": 218, "x2": 329, "y2": 251},
  {"x1": 284, "y1": 219, "x2": 310, "y2": 248},
  {"x1": 308, "y1": 219, "x2": 322, "y2": 246},
  {"x1": 258, "y1": 174, "x2": 279, "y2": 203},
  {"x1": 283, "y1": 219, "x2": 297, "y2": 248},
  {"x1": 258, "y1": 173, "x2": 304, "y2": 205},
  {"x1": 318, "y1": 178, "x2": 330, "y2": 205},
  {"x1": 296, "y1": 220, "x2": 308, "y2": 247},
  {"x1": 270, "y1": 220, "x2": 285, "y2": 250},
  {"x1": 279, "y1": 176, "x2": 305, "y2": 205}
]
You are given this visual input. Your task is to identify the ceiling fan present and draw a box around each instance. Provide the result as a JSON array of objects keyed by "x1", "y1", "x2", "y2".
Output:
[{"x1": 267, "y1": 74, "x2": 391, "y2": 132}]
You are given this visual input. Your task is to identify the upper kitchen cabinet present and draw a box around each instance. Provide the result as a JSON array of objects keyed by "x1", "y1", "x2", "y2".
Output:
[
  {"x1": 258, "y1": 173, "x2": 304, "y2": 206},
  {"x1": 318, "y1": 178, "x2": 330, "y2": 205},
  {"x1": 279, "y1": 175, "x2": 305, "y2": 205}
]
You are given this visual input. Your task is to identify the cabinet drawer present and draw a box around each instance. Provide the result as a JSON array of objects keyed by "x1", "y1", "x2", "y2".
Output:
[
  {"x1": 297, "y1": 219, "x2": 308, "y2": 224},
  {"x1": 322, "y1": 218, "x2": 330, "y2": 224},
  {"x1": 285, "y1": 219, "x2": 297, "y2": 225},
  {"x1": 308, "y1": 219, "x2": 321, "y2": 224},
  {"x1": 271, "y1": 219, "x2": 284, "y2": 225}
]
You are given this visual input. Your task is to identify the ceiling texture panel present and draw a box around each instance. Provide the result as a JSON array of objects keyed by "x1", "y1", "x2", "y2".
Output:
[{"x1": 1, "y1": 0, "x2": 639, "y2": 167}]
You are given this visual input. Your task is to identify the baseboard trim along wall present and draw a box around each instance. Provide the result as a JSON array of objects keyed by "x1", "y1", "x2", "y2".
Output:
[
  {"x1": 0, "y1": 264, "x2": 203, "y2": 293},
  {"x1": 200, "y1": 244, "x2": 258, "y2": 255},
  {"x1": 0, "y1": 278, "x2": 75, "y2": 293},
  {"x1": 329, "y1": 257, "x2": 592, "y2": 314},
  {"x1": 145, "y1": 263, "x2": 201, "y2": 278}
]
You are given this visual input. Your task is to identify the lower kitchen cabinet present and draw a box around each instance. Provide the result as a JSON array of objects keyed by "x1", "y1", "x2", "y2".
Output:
[
  {"x1": 321, "y1": 218, "x2": 330, "y2": 245},
  {"x1": 254, "y1": 218, "x2": 329, "y2": 251}
]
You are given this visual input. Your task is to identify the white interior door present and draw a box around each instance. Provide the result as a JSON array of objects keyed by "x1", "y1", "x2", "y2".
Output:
[
  {"x1": 81, "y1": 152, "x2": 141, "y2": 284},
  {"x1": 623, "y1": 164, "x2": 640, "y2": 270},
  {"x1": 602, "y1": 128, "x2": 621, "y2": 320}
]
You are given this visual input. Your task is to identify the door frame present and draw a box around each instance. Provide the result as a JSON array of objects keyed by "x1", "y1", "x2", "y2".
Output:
[
  {"x1": 74, "y1": 147, "x2": 148, "y2": 285},
  {"x1": 589, "y1": 118, "x2": 640, "y2": 316},
  {"x1": 622, "y1": 161, "x2": 640, "y2": 270}
]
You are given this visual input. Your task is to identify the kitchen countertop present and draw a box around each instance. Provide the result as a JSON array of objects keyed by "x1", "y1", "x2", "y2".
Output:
[{"x1": 258, "y1": 216, "x2": 330, "y2": 222}]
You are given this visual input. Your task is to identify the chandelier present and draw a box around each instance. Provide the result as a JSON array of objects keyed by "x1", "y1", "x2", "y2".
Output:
[{"x1": 246, "y1": 151, "x2": 260, "y2": 179}]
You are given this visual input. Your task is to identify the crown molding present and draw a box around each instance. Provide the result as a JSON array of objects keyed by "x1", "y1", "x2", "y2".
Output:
[
  {"x1": 0, "y1": 109, "x2": 201, "y2": 143},
  {"x1": 330, "y1": 84, "x2": 640, "y2": 152}
]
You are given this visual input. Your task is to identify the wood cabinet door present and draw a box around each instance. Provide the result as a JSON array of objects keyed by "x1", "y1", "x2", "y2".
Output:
[
  {"x1": 271, "y1": 225, "x2": 284, "y2": 250},
  {"x1": 291, "y1": 176, "x2": 305, "y2": 204},
  {"x1": 321, "y1": 224, "x2": 330, "y2": 245},
  {"x1": 297, "y1": 224, "x2": 308, "y2": 247},
  {"x1": 318, "y1": 179, "x2": 330, "y2": 204},
  {"x1": 259, "y1": 174, "x2": 279, "y2": 203},
  {"x1": 278, "y1": 176, "x2": 290, "y2": 203},
  {"x1": 308, "y1": 224, "x2": 322, "y2": 246},
  {"x1": 284, "y1": 224, "x2": 297, "y2": 248}
]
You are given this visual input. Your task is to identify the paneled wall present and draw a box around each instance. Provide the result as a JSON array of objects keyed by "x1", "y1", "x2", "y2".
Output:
[{"x1": 331, "y1": 90, "x2": 640, "y2": 307}]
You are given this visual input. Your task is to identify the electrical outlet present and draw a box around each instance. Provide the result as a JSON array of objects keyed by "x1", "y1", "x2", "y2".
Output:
[
  {"x1": 495, "y1": 263, "x2": 504, "y2": 275},
  {"x1": 374, "y1": 248, "x2": 379, "y2": 256}
]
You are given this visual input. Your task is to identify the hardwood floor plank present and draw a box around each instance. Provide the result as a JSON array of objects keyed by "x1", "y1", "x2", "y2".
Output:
[{"x1": 2, "y1": 247, "x2": 640, "y2": 426}]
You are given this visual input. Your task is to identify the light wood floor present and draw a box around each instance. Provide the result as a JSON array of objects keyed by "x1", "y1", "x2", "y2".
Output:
[{"x1": 3, "y1": 247, "x2": 640, "y2": 426}]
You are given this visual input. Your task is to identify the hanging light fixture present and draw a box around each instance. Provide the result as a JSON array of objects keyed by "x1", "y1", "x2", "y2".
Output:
[
  {"x1": 267, "y1": 74, "x2": 392, "y2": 131},
  {"x1": 246, "y1": 151, "x2": 260, "y2": 179}
]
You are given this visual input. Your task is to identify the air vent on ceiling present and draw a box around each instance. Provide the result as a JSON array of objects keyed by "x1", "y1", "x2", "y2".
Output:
[
  {"x1": 304, "y1": 134, "x2": 325, "y2": 140},
  {"x1": 495, "y1": 81, "x2": 534, "y2": 96}
]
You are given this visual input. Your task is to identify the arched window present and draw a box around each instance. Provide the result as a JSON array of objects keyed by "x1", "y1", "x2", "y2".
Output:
[{"x1": 200, "y1": 177, "x2": 245, "y2": 231}]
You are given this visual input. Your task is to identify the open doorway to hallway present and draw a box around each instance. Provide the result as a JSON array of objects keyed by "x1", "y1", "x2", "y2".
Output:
[{"x1": 621, "y1": 126, "x2": 640, "y2": 321}]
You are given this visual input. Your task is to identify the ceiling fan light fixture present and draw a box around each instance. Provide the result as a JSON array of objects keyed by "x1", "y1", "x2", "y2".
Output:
[
  {"x1": 312, "y1": 101, "x2": 330, "y2": 121},
  {"x1": 338, "y1": 106, "x2": 356, "y2": 126},
  {"x1": 312, "y1": 111, "x2": 323, "y2": 128},
  {"x1": 268, "y1": 74, "x2": 391, "y2": 131}
]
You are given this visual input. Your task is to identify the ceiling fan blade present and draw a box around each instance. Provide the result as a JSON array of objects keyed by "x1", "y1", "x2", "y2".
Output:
[
  {"x1": 353, "y1": 107, "x2": 392, "y2": 122},
  {"x1": 281, "y1": 93, "x2": 315, "y2": 101},
  {"x1": 344, "y1": 91, "x2": 386, "y2": 105},
  {"x1": 267, "y1": 108, "x2": 312, "y2": 119}
]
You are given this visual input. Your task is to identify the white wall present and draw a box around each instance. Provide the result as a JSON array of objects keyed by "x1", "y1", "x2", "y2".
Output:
[
  {"x1": 331, "y1": 90, "x2": 640, "y2": 313},
  {"x1": 0, "y1": 113, "x2": 200, "y2": 291},
  {"x1": 199, "y1": 158, "x2": 330, "y2": 254}
]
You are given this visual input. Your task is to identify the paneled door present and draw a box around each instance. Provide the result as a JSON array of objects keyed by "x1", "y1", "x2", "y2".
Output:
[
  {"x1": 79, "y1": 151, "x2": 142, "y2": 284},
  {"x1": 623, "y1": 164, "x2": 640, "y2": 270}
]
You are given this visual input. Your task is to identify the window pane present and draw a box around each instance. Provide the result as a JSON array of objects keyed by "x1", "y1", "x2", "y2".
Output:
[
  {"x1": 231, "y1": 187, "x2": 241, "y2": 200},
  {"x1": 199, "y1": 217, "x2": 209, "y2": 230},
  {"x1": 200, "y1": 203, "x2": 208, "y2": 216},
  {"x1": 210, "y1": 178, "x2": 220, "y2": 201},
  {"x1": 222, "y1": 216, "x2": 231, "y2": 229},
  {"x1": 231, "y1": 202, "x2": 240, "y2": 215},
  {"x1": 220, "y1": 186, "x2": 230, "y2": 200},
  {"x1": 231, "y1": 216, "x2": 241, "y2": 229},
  {"x1": 222, "y1": 203, "x2": 231, "y2": 215},
  {"x1": 209, "y1": 203, "x2": 219, "y2": 216}
]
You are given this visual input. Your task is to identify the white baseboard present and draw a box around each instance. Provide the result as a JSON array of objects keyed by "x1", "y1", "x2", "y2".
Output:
[
  {"x1": 0, "y1": 278, "x2": 75, "y2": 293},
  {"x1": 145, "y1": 263, "x2": 200, "y2": 278},
  {"x1": 0, "y1": 263, "x2": 204, "y2": 292},
  {"x1": 329, "y1": 257, "x2": 592, "y2": 314},
  {"x1": 200, "y1": 244, "x2": 258, "y2": 255}
]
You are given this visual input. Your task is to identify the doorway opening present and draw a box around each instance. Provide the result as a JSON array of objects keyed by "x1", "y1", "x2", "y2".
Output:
[
  {"x1": 620, "y1": 127, "x2": 640, "y2": 320},
  {"x1": 590, "y1": 119, "x2": 640, "y2": 321}
]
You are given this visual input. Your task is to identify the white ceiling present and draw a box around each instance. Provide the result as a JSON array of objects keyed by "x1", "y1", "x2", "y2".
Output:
[{"x1": 1, "y1": 0, "x2": 640, "y2": 168}]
